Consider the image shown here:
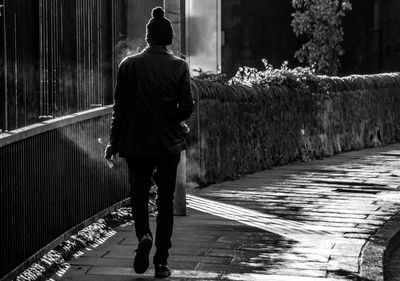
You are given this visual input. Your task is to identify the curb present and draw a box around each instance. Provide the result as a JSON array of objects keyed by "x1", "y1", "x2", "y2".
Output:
[{"x1": 360, "y1": 210, "x2": 400, "y2": 281}]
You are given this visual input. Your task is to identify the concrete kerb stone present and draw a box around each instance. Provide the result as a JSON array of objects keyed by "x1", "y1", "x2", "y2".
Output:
[{"x1": 360, "y1": 210, "x2": 400, "y2": 281}]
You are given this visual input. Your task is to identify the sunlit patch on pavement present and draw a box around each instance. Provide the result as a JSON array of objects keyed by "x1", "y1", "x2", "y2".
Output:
[
  {"x1": 223, "y1": 273, "x2": 344, "y2": 281},
  {"x1": 187, "y1": 194, "x2": 338, "y2": 243},
  {"x1": 376, "y1": 190, "x2": 400, "y2": 203}
]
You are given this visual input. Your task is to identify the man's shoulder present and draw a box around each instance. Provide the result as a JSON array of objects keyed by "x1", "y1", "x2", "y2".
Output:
[
  {"x1": 119, "y1": 53, "x2": 141, "y2": 66},
  {"x1": 168, "y1": 55, "x2": 189, "y2": 69},
  {"x1": 119, "y1": 51, "x2": 188, "y2": 70},
  {"x1": 171, "y1": 55, "x2": 187, "y2": 64}
]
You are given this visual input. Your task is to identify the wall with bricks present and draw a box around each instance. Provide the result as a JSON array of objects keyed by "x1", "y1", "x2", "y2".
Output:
[{"x1": 186, "y1": 74, "x2": 400, "y2": 185}]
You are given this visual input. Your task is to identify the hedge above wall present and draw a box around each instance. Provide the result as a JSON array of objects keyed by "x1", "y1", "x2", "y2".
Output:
[{"x1": 186, "y1": 73, "x2": 400, "y2": 185}]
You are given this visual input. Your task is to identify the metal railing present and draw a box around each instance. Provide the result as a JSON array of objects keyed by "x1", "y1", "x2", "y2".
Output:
[
  {"x1": 0, "y1": 105, "x2": 188, "y2": 280},
  {"x1": 0, "y1": 106, "x2": 130, "y2": 279},
  {"x1": 1, "y1": 0, "x2": 126, "y2": 131}
]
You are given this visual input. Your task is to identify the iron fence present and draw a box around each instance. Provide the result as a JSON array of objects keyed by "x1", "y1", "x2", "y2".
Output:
[
  {"x1": 0, "y1": 106, "x2": 130, "y2": 279},
  {"x1": 1, "y1": 0, "x2": 126, "y2": 132}
]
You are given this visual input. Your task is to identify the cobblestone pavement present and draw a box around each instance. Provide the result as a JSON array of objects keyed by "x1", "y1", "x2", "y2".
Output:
[{"x1": 57, "y1": 144, "x2": 400, "y2": 280}]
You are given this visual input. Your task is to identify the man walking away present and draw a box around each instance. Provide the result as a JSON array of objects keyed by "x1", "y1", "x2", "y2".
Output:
[{"x1": 104, "y1": 6, "x2": 194, "y2": 278}]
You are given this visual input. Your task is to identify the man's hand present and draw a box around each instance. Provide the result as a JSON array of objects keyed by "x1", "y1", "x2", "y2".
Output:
[
  {"x1": 180, "y1": 121, "x2": 190, "y2": 135},
  {"x1": 104, "y1": 143, "x2": 117, "y2": 160}
]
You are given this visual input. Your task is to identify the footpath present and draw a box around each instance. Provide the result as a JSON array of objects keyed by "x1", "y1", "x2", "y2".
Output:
[{"x1": 55, "y1": 143, "x2": 400, "y2": 281}]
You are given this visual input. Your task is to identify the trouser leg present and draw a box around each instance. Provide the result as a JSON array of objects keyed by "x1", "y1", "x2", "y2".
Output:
[
  {"x1": 153, "y1": 153, "x2": 181, "y2": 265},
  {"x1": 126, "y1": 156, "x2": 155, "y2": 241}
]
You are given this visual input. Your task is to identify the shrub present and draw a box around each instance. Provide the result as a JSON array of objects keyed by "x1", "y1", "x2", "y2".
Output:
[{"x1": 229, "y1": 60, "x2": 328, "y2": 93}]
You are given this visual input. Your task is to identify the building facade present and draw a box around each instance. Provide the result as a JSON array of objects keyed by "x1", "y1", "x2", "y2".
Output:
[{"x1": 125, "y1": 0, "x2": 400, "y2": 76}]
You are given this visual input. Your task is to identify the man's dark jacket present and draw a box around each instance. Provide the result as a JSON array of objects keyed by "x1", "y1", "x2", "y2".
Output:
[{"x1": 109, "y1": 46, "x2": 194, "y2": 156}]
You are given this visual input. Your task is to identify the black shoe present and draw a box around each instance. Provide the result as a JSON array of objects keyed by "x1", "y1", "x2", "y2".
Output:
[
  {"x1": 133, "y1": 234, "x2": 152, "y2": 274},
  {"x1": 154, "y1": 264, "x2": 171, "y2": 278}
]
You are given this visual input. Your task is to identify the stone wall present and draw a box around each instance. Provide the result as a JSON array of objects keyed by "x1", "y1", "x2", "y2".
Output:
[{"x1": 186, "y1": 73, "x2": 400, "y2": 185}]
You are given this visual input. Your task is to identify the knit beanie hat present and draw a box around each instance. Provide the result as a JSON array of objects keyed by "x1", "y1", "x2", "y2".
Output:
[{"x1": 146, "y1": 7, "x2": 173, "y2": 46}]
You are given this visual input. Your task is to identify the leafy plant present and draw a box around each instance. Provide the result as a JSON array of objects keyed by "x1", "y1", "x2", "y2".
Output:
[
  {"x1": 229, "y1": 60, "x2": 328, "y2": 93},
  {"x1": 291, "y1": 0, "x2": 352, "y2": 75}
]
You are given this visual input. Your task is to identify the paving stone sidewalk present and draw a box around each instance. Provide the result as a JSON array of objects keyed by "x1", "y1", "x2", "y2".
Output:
[{"x1": 56, "y1": 143, "x2": 400, "y2": 281}]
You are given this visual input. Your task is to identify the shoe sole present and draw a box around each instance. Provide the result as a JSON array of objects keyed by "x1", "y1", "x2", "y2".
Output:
[{"x1": 133, "y1": 238, "x2": 152, "y2": 274}]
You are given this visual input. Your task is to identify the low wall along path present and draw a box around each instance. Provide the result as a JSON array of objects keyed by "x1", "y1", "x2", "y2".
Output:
[{"x1": 187, "y1": 73, "x2": 400, "y2": 185}]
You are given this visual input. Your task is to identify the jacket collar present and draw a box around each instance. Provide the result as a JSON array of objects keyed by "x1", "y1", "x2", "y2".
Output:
[{"x1": 143, "y1": 45, "x2": 173, "y2": 55}]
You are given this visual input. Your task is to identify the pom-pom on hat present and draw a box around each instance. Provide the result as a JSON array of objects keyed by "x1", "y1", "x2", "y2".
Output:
[{"x1": 146, "y1": 7, "x2": 173, "y2": 46}]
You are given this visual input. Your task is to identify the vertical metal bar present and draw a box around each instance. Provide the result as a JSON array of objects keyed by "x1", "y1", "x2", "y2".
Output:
[
  {"x1": 53, "y1": 0, "x2": 57, "y2": 116},
  {"x1": 217, "y1": 0, "x2": 221, "y2": 73},
  {"x1": 90, "y1": 0, "x2": 93, "y2": 106},
  {"x1": 57, "y1": 0, "x2": 60, "y2": 114},
  {"x1": 91, "y1": 0, "x2": 94, "y2": 106},
  {"x1": 44, "y1": 0, "x2": 48, "y2": 115},
  {"x1": 39, "y1": 0, "x2": 43, "y2": 116},
  {"x1": 83, "y1": 0, "x2": 87, "y2": 108},
  {"x1": 76, "y1": 0, "x2": 82, "y2": 110},
  {"x1": 87, "y1": 0, "x2": 90, "y2": 107},
  {"x1": 57, "y1": 0, "x2": 61, "y2": 115},
  {"x1": 23, "y1": 0, "x2": 27, "y2": 125},
  {"x1": 99, "y1": 0, "x2": 103, "y2": 104},
  {"x1": 3, "y1": 0, "x2": 7, "y2": 130},
  {"x1": 54, "y1": 0, "x2": 58, "y2": 115},
  {"x1": 82, "y1": 0, "x2": 85, "y2": 109},
  {"x1": 98, "y1": 0, "x2": 101, "y2": 104},
  {"x1": 80, "y1": 0, "x2": 83, "y2": 109},
  {"x1": 80, "y1": 0, "x2": 83, "y2": 111},
  {"x1": 186, "y1": 0, "x2": 191, "y2": 68},
  {"x1": 44, "y1": 0, "x2": 47, "y2": 114},
  {"x1": 95, "y1": 0, "x2": 98, "y2": 104},
  {"x1": 49, "y1": 0, "x2": 52, "y2": 116},
  {"x1": 44, "y1": 0, "x2": 47, "y2": 115},
  {"x1": 47, "y1": 0, "x2": 50, "y2": 116},
  {"x1": 50, "y1": 0, "x2": 53, "y2": 116},
  {"x1": 111, "y1": 0, "x2": 114, "y2": 90},
  {"x1": 60, "y1": 0, "x2": 64, "y2": 114},
  {"x1": 0, "y1": 142, "x2": 4, "y2": 269},
  {"x1": 10, "y1": 143, "x2": 15, "y2": 269},
  {"x1": 52, "y1": 0, "x2": 55, "y2": 116},
  {"x1": 88, "y1": 0, "x2": 91, "y2": 106},
  {"x1": 13, "y1": 12, "x2": 17, "y2": 128},
  {"x1": 76, "y1": 0, "x2": 80, "y2": 110},
  {"x1": 86, "y1": 0, "x2": 89, "y2": 108},
  {"x1": 20, "y1": 137, "x2": 25, "y2": 249},
  {"x1": 89, "y1": 0, "x2": 92, "y2": 107}
]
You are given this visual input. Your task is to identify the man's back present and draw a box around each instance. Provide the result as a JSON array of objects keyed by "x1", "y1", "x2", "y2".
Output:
[{"x1": 111, "y1": 46, "x2": 193, "y2": 156}]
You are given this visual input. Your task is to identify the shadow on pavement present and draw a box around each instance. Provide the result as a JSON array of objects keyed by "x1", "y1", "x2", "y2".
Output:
[{"x1": 329, "y1": 269, "x2": 374, "y2": 281}]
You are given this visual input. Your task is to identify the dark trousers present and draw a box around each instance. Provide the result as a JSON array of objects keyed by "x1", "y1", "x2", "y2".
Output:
[{"x1": 125, "y1": 153, "x2": 180, "y2": 265}]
